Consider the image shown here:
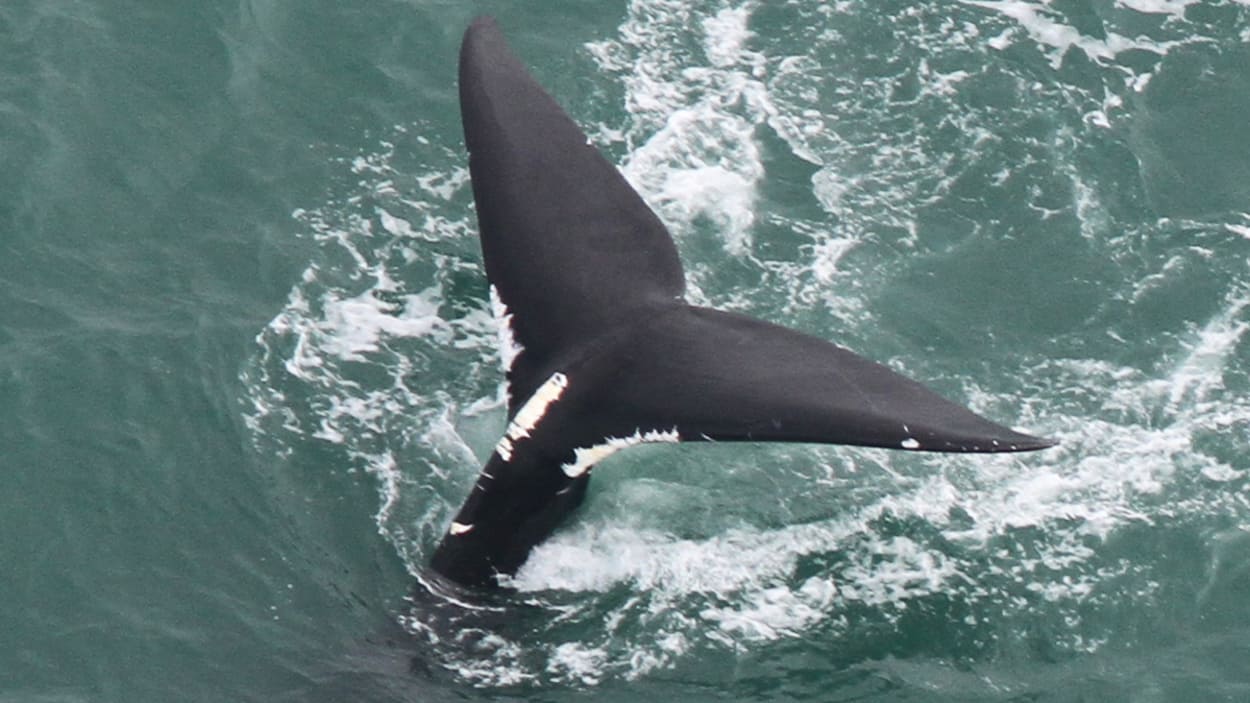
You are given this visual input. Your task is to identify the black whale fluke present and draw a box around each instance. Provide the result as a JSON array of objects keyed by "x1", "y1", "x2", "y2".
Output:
[{"x1": 429, "y1": 17, "x2": 1056, "y2": 588}]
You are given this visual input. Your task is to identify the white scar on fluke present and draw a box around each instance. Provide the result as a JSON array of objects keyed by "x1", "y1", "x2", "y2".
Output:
[
  {"x1": 494, "y1": 372, "x2": 569, "y2": 461},
  {"x1": 489, "y1": 285, "x2": 523, "y2": 372},
  {"x1": 562, "y1": 427, "x2": 681, "y2": 478}
]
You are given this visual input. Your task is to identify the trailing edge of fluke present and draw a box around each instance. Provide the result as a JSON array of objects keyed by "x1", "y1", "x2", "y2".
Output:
[{"x1": 428, "y1": 16, "x2": 1056, "y2": 588}]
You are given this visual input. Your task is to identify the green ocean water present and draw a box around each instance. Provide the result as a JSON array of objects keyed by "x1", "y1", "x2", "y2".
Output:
[{"x1": 4, "y1": 0, "x2": 1250, "y2": 700}]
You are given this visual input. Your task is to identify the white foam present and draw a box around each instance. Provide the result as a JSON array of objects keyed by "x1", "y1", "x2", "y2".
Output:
[
  {"x1": 702, "y1": 6, "x2": 754, "y2": 68},
  {"x1": 448, "y1": 632, "x2": 533, "y2": 687},
  {"x1": 512, "y1": 523, "x2": 808, "y2": 595},
  {"x1": 1116, "y1": 0, "x2": 1198, "y2": 16},
  {"x1": 622, "y1": 101, "x2": 763, "y2": 257},
  {"x1": 808, "y1": 235, "x2": 858, "y2": 285},
  {"x1": 1226, "y1": 223, "x2": 1250, "y2": 240},
  {"x1": 917, "y1": 58, "x2": 972, "y2": 98},
  {"x1": 963, "y1": 0, "x2": 1180, "y2": 69},
  {"x1": 377, "y1": 207, "x2": 416, "y2": 238},
  {"x1": 317, "y1": 282, "x2": 444, "y2": 362},
  {"x1": 547, "y1": 642, "x2": 608, "y2": 686},
  {"x1": 593, "y1": 0, "x2": 769, "y2": 260},
  {"x1": 701, "y1": 577, "x2": 836, "y2": 641},
  {"x1": 1160, "y1": 289, "x2": 1249, "y2": 410}
]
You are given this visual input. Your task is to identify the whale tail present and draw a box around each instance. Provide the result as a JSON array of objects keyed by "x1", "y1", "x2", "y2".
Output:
[{"x1": 429, "y1": 17, "x2": 1055, "y2": 588}]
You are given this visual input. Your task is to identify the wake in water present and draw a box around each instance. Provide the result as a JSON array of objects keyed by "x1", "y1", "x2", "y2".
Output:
[{"x1": 241, "y1": 0, "x2": 1250, "y2": 688}]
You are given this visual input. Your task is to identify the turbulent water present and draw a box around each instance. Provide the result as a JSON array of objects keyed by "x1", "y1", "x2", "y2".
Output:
[{"x1": 4, "y1": 1, "x2": 1249, "y2": 700}]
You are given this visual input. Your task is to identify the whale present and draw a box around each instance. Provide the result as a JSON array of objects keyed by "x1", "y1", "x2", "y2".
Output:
[{"x1": 428, "y1": 17, "x2": 1056, "y2": 588}]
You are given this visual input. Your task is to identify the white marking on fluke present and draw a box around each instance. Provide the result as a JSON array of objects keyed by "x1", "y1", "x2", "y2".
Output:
[
  {"x1": 562, "y1": 427, "x2": 681, "y2": 478},
  {"x1": 495, "y1": 436, "x2": 514, "y2": 461},
  {"x1": 494, "y1": 372, "x2": 569, "y2": 461},
  {"x1": 901, "y1": 438, "x2": 920, "y2": 450},
  {"x1": 508, "y1": 373, "x2": 568, "y2": 438},
  {"x1": 489, "y1": 284, "x2": 524, "y2": 378},
  {"x1": 449, "y1": 521, "x2": 474, "y2": 536}
]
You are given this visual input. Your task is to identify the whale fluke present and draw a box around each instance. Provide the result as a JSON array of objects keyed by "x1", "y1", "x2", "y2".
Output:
[{"x1": 430, "y1": 17, "x2": 1055, "y2": 588}]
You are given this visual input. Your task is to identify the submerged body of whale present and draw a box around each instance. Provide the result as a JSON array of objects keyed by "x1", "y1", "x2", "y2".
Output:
[{"x1": 429, "y1": 17, "x2": 1056, "y2": 588}]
